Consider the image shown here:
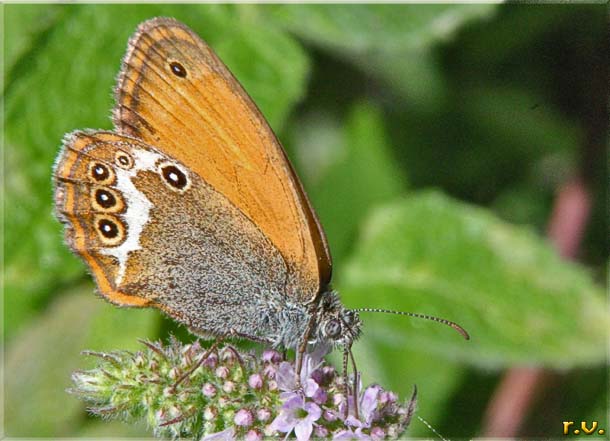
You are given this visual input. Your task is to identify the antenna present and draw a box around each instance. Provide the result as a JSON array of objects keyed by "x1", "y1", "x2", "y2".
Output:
[
  {"x1": 417, "y1": 415, "x2": 449, "y2": 441},
  {"x1": 353, "y1": 308, "x2": 470, "y2": 340}
]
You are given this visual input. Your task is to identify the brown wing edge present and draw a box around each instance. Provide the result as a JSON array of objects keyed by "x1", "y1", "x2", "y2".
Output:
[
  {"x1": 111, "y1": 17, "x2": 333, "y2": 298},
  {"x1": 53, "y1": 130, "x2": 152, "y2": 308}
]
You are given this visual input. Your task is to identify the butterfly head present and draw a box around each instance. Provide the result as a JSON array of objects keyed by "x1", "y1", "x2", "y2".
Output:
[{"x1": 313, "y1": 292, "x2": 362, "y2": 348}]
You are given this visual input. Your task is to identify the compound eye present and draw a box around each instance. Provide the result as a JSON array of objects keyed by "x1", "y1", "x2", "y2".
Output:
[{"x1": 324, "y1": 319, "x2": 342, "y2": 339}]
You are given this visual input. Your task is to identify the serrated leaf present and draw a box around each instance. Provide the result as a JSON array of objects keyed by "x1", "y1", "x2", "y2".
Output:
[
  {"x1": 339, "y1": 190, "x2": 607, "y2": 369},
  {"x1": 4, "y1": 4, "x2": 308, "y2": 340}
]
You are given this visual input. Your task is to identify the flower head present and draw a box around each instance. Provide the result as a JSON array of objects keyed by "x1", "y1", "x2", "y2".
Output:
[{"x1": 70, "y1": 339, "x2": 416, "y2": 440}]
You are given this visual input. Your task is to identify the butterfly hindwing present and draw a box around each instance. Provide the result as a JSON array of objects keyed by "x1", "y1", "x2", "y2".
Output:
[{"x1": 54, "y1": 130, "x2": 291, "y2": 340}]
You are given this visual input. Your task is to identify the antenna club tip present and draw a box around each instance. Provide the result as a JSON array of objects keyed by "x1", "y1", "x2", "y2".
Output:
[{"x1": 453, "y1": 326, "x2": 470, "y2": 340}]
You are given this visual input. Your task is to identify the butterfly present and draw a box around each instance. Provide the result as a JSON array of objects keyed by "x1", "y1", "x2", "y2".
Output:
[{"x1": 53, "y1": 17, "x2": 468, "y2": 408}]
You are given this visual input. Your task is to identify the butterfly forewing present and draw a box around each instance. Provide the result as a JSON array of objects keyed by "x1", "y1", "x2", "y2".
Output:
[{"x1": 113, "y1": 17, "x2": 331, "y2": 302}]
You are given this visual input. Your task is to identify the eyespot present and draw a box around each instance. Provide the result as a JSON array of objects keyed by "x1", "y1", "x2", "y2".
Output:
[
  {"x1": 158, "y1": 162, "x2": 190, "y2": 192},
  {"x1": 324, "y1": 319, "x2": 342, "y2": 339},
  {"x1": 169, "y1": 61, "x2": 187, "y2": 78},
  {"x1": 88, "y1": 162, "x2": 115, "y2": 185},
  {"x1": 94, "y1": 214, "x2": 126, "y2": 247},
  {"x1": 91, "y1": 186, "x2": 125, "y2": 213},
  {"x1": 114, "y1": 150, "x2": 134, "y2": 169}
]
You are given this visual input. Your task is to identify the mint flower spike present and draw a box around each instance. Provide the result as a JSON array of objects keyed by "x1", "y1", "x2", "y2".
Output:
[{"x1": 69, "y1": 338, "x2": 417, "y2": 440}]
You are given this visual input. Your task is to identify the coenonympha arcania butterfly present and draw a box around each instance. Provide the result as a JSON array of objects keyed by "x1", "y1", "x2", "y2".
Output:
[{"x1": 53, "y1": 17, "x2": 468, "y2": 392}]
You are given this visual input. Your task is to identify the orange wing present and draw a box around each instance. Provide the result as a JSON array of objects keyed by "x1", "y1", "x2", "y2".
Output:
[
  {"x1": 112, "y1": 17, "x2": 331, "y2": 301},
  {"x1": 54, "y1": 131, "x2": 151, "y2": 308}
]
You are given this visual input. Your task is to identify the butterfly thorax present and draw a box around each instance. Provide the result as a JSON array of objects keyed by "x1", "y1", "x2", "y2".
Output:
[
  {"x1": 273, "y1": 291, "x2": 362, "y2": 350},
  {"x1": 313, "y1": 291, "x2": 362, "y2": 348}
]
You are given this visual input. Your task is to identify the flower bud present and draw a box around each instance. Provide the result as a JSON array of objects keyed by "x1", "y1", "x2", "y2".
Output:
[
  {"x1": 248, "y1": 373, "x2": 263, "y2": 389},
  {"x1": 215, "y1": 366, "x2": 229, "y2": 379},
  {"x1": 257, "y1": 408, "x2": 271, "y2": 422},
  {"x1": 234, "y1": 409, "x2": 254, "y2": 427},
  {"x1": 262, "y1": 350, "x2": 282, "y2": 363},
  {"x1": 204, "y1": 406, "x2": 217, "y2": 421},
  {"x1": 244, "y1": 429, "x2": 262, "y2": 441},
  {"x1": 202, "y1": 383, "x2": 216, "y2": 397},
  {"x1": 223, "y1": 381, "x2": 235, "y2": 393}
]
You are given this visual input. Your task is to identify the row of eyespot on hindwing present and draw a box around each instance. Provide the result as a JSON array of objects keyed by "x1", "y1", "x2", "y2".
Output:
[
  {"x1": 86, "y1": 150, "x2": 133, "y2": 248},
  {"x1": 83, "y1": 148, "x2": 192, "y2": 248}
]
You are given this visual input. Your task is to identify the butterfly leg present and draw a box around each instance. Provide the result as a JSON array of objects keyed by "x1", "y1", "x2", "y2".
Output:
[
  {"x1": 221, "y1": 344, "x2": 246, "y2": 370},
  {"x1": 342, "y1": 348, "x2": 350, "y2": 419},
  {"x1": 348, "y1": 346, "x2": 360, "y2": 420},
  {"x1": 338, "y1": 346, "x2": 361, "y2": 420},
  {"x1": 227, "y1": 329, "x2": 273, "y2": 346},
  {"x1": 224, "y1": 329, "x2": 277, "y2": 374},
  {"x1": 172, "y1": 337, "x2": 224, "y2": 390},
  {"x1": 295, "y1": 313, "x2": 317, "y2": 388}
]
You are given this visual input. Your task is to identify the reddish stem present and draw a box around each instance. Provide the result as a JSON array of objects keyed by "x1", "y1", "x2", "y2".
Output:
[{"x1": 481, "y1": 177, "x2": 591, "y2": 437}]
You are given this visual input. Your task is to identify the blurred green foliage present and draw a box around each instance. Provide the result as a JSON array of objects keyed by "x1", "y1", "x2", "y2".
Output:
[{"x1": 4, "y1": 3, "x2": 607, "y2": 438}]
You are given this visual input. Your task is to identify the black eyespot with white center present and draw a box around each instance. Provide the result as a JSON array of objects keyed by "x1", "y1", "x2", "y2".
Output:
[
  {"x1": 94, "y1": 214, "x2": 126, "y2": 246},
  {"x1": 95, "y1": 189, "x2": 116, "y2": 209},
  {"x1": 115, "y1": 150, "x2": 134, "y2": 169},
  {"x1": 92, "y1": 164, "x2": 109, "y2": 180},
  {"x1": 159, "y1": 162, "x2": 190, "y2": 192},
  {"x1": 169, "y1": 61, "x2": 187, "y2": 78},
  {"x1": 91, "y1": 186, "x2": 124, "y2": 213},
  {"x1": 88, "y1": 162, "x2": 114, "y2": 185},
  {"x1": 98, "y1": 218, "x2": 119, "y2": 238}
]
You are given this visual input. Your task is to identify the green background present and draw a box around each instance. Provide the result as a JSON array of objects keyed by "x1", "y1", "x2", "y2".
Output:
[{"x1": 4, "y1": 3, "x2": 607, "y2": 438}]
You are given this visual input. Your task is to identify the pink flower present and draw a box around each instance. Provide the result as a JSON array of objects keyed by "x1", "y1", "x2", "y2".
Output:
[{"x1": 270, "y1": 394, "x2": 322, "y2": 441}]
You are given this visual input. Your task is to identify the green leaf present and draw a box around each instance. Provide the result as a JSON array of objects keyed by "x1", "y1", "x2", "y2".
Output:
[
  {"x1": 264, "y1": 4, "x2": 497, "y2": 53},
  {"x1": 339, "y1": 190, "x2": 607, "y2": 369},
  {"x1": 4, "y1": 4, "x2": 308, "y2": 340},
  {"x1": 5, "y1": 286, "x2": 159, "y2": 437},
  {"x1": 262, "y1": 4, "x2": 498, "y2": 109},
  {"x1": 290, "y1": 102, "x2": 407, "y2": 265},
  {"x1": 3, "y1": 5, "x2": 66, "y2": 77}
]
